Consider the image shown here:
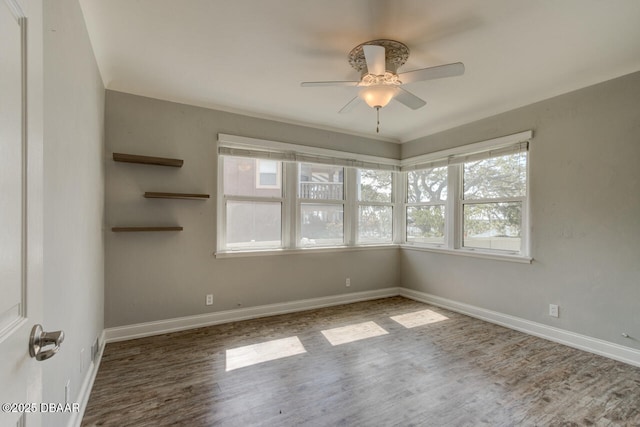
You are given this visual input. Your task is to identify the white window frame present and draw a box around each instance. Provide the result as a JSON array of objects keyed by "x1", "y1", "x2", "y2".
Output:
[
  {"x1": 216, "y1": 132, "x2": 531, "y2": 262},
  {"x1": 297, "y1": 162, "x2": 346, "y2": 248},
  {"x1": 356, "y1": 169, "x2": 395, "y2": 245},
  {"x1": 404, "y1": 167, "x2": 448, "y2": 247},
  {"x1": 219, "y1": 157, "x2": 287, "y2": 251},
  {"x1": 459, "y1": 153, "x2": 528, "y2": 254},
  {"x1": 400, "y1": 131, "x2": 533, "y2": 263},
  {"x1": 216, "y1": 134, "x2": 401, "y2": 256}
]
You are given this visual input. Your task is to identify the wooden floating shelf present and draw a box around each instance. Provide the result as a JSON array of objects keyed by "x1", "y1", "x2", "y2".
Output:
[
  {"x1": 113, "y1": 152, "x2": 183, "y2": 167},
  {"x1": 112, "y1": 226, "x2": 183, "y2": 232},
  {"x1": 144, "y1": 192, "x2": 210, "y2": 200}
]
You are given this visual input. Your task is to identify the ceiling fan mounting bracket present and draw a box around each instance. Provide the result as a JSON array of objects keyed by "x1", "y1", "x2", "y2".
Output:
[{"x1": 348, "y1": 39, "x2": 409, "y2": 75}]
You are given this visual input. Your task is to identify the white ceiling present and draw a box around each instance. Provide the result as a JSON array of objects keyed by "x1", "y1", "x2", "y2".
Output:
[{"x1": 79, "y1": 0, "x2": 640, "y2": 143}]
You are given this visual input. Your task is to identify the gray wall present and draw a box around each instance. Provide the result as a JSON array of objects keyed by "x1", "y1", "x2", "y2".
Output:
[
  {"x1": 43, "y1": 1, "x2": 105, "y2": 425},
  {"x1": 103, "y1": 61, "x2": 639, "y2": 353},
  {"x1": 400, "y1": 71, "x2": 640, "y2": 350},
  {"x1": 105, "y1": 91, "x2": 401, "y2": 328}
]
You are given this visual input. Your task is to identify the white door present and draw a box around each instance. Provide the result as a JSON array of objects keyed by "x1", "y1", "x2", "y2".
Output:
[{"x1": 0, "y1": 0, "x2": 45, "y2": 426}]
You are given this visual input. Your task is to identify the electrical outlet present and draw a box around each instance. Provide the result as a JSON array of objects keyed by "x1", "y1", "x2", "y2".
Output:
[
  {"x1": 345, "y1": 278, "x2": 351, "y2": 287},
  {"x1": 206, "y1": 294, "x2": 213, "y2": 306},
  {"x1": 549, "y1": 304, "x2": 559, "y2": 318}
]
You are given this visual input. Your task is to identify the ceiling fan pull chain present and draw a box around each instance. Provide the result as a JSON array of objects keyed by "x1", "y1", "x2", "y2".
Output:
[{"x1": 376, "y1": 106, "x2": 380, "y2": 133}]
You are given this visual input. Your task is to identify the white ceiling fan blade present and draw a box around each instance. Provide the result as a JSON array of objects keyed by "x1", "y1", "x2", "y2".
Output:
[
  {"x1": 394, "y1": 87, "x2": 426, "y2": 110},
  {"x1": 362, "y1": 44, "x2": 386, "y2": 75},
  {"x1": 338, "y1": 96, "x2": 362, "y2": 114},
  {"x1": 398, "y1": 62, "x2": 465, "y2": 84},
  {"x1": 301, "y1": 81, "x2": 359, "y2": 87}
]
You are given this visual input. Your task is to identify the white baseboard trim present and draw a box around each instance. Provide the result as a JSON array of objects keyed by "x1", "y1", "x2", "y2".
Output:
[
  {"x1": 399, "y1": 288, "x2": 640, "y2": 368},
  {"x1": 68, "y1": 330, "x2": 106, "y2": 427},
  {"x1": 102, "y1": 286, "x2": 640, "y2": 368},
  {"x1": 104, "y1": 287, "x2": 402, "y2": 343}
]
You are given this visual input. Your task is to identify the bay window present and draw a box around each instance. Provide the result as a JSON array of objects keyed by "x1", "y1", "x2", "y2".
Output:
[{"x1": 217, "y1": 131, "x2": 531, "y2": 260}]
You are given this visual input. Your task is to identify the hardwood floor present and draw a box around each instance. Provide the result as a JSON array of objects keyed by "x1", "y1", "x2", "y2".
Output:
[{"x1": 82, "y1": 297, "x2": 640, "y2": 426}]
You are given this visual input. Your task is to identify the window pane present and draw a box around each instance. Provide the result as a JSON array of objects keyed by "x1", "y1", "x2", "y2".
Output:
[
  {"x1": 464, "y1": 151, "x2": 527, "y2": 199},
  {"x1": 226, "y1": 201, "x2": 281, "y2": 249},
  {"x1": 463, "y1": 202, "x2": 521, "y2": 251},
  {"x1": 299, "y1": 163, "x2": 344, "y2": 200},
  {"x1": 407, "y1": 167, "x2": 447, "y2": 203},
  {"x1": 358, "y1": 169, "x2": 392, "y2": 202},
  {"x1": 300, "y1": 204, "x2": 343, "y2": 246},
  {"x1": 223, "y1": 157, "x2": 281, "y2": 197},
  {"x1": 359, "y1": 206, "x2": 392, "y2": 244},
  {"x1": 257, "y1": 160, "x2": 279, "y2": 186},
  {"x1": 259, "y1": 172, "x2": 277, "y2": 186},
  {"x1": 406, "y1": 205, "x2": 445, "y2": 244}
]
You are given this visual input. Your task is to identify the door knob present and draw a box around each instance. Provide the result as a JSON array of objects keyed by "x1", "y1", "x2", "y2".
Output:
[{"x1": 29, "y1": 324, "x2": 65, "y2": 361}]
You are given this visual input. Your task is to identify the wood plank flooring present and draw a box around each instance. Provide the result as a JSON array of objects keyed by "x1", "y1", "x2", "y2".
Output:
[{"x1": 82, "y1": 297, "x2": 640, "y2": 426}]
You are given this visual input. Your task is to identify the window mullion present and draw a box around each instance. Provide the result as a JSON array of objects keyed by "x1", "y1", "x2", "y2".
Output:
[
  {"x1": 357, "y1": 201, "x2": 394, "y2": 207},
  {"x1": 522, "y1": 154, "x2": 531, "y2": 255},
  {"x1": 520, "y1": 197, "x2": 528, "y2": 255},
  {"x1": 395, "y1": 171, "x2": 405, "y2": 244},
  {"x1": 284, "y1": 162, "x2": 297, "y2": 249},
  {"x1": 217, "y1": 155, "x2": 226, "y2": 251},
  {"x1": 298, "y1": 198, "x2": 344, "y2": 204},
  {"x1": 223, "y1": 195, "x2": 284, "y2": 203},
  {"x1": 461, "y1": 196, "x2": 525, "y2": 205},
  {"x1": 405, "y1": 201, "x2": 446, "y2": 207},
  {"x1": 345, "y1": 168, "x2": 356, "y2": 246},
  {"x1": 448, "y1": 164, "x2": 461, "y2": 250}
]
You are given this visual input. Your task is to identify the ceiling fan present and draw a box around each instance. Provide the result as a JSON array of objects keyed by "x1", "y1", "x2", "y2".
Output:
[{"x1": 301, "y1": 39, "x2": 465, "y2": 132}]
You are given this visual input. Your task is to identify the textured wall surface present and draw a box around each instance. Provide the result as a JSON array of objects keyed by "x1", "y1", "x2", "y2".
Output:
[
  {"x1": 43, "y1": 1, "x2": 105, "y2": 426},
  {"x1": 400, "y1": 71, "x2": 640, "y2": 350},
  {"x1": 104, "y1": 68, "x2": 639, "y2": 357},
  {"x1": 104, "y1": 91, "x2": 401, "y2": 328}
]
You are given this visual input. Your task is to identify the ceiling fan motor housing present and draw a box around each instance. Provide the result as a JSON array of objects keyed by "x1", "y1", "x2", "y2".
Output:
[{"x1": 348, "y1": 39, "x2": 410, "y2": 76}]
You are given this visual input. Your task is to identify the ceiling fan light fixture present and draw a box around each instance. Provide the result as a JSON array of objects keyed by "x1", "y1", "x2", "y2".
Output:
[
  {"x1": 301, "y1": 38, "x2": 465, "y2": 130},
  {"x1": 361, "y1": 72, "x2": 401, "y2": 86},
  {"x1": 359, "y1": 84, "x2": 398, "y2": 108}
]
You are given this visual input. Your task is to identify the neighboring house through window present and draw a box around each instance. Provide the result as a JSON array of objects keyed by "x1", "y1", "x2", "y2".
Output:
[
  {"x1": 256, "y1": 159, "x2": 281, "y2": 189},
  {"x1": 298, "y1": 163, "x2": 345, "y2": 247},
  {"x1": 216, "y1": 134, "x2": 400, "y2": 254}
]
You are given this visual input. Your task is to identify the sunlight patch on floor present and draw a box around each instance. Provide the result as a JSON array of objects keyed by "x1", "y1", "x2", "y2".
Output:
[
  {"x1": 225, "y1": 336, "x2": 306, "y2": 371},
  {"x1": 390, "y1": 309, "x2": 449, "y2": 328},
  {"x1": 321, "y1": 321, "x2": 389, "y2": 346}
]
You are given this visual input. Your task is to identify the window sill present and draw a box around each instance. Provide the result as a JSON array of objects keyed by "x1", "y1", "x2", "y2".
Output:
[
  {"x1": 215, "y1": 244, "x2": 400, "y2": 258},
  {"x1": 215, "y1": 243, "x2": 532, "y2": 263},
  {"x1": 400, "y1": 244, "x2": 533, "y2": 264}
]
